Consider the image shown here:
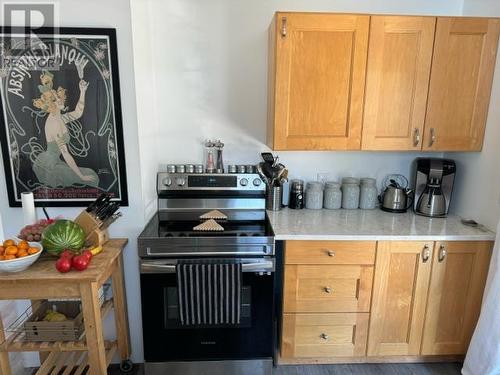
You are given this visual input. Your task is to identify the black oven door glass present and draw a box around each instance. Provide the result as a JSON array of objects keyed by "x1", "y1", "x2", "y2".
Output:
[{"x1": 141, "y1": 272, "x2": 274, "y2": 362}]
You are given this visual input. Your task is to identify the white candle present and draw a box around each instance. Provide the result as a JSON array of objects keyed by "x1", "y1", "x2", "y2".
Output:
[{"x1": 21, "y1": 192, "x2": 37, "y2": 226}]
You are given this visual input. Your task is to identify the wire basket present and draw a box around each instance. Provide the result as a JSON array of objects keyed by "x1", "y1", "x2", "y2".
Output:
[{"x1": 2, "y1": 284, "x2": 110, "y2": 344}]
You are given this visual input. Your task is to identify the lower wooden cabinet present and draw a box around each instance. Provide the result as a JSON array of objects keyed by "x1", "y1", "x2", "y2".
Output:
[
  {"x1": 368, "y1": 240, "x2": 492, "y2": 357},
  {"x1": 368, "y1": 241, "x2": 433, "y2": 356},
  {"x1": 281, "y1": 313, "x2": 369, "y2": 358},
  {"x1": 284, "y1": 265, "x2": 373, "y2": 313},
  {"x1": 421, "y1": 241, "x2": 492, "y2": 355},
  {"x1": 281, "y1": 240, "x2": 493, "y2": 362}
]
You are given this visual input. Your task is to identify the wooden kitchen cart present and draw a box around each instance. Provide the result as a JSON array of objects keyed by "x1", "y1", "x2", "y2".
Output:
[{"x1": 0, "y1": 239, "x2": 131, "y2": 375}]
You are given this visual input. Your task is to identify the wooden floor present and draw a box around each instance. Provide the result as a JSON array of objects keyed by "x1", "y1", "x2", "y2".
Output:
[{"x1": 103, "y1": 362, "x2": 462, "y2": 374}]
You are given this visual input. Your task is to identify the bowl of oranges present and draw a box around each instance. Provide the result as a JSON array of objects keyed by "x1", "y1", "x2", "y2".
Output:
[{"x1": 0, "y1": 239, "x2": 42, "y2": 273}]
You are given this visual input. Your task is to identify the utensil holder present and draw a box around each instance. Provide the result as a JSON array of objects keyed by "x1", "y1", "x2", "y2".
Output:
[{"x1": 266, "y1": 186, "x2": 283, "y2": 211}]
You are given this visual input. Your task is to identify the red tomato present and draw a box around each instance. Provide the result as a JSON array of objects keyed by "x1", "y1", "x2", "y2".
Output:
[
  {"x1": 72, "y1": 254, "x2": 90, "y2": 271},
  {"x1": 60, "y1": 250, "x2": 75, "y2": 259},
  {"x1": 82, "y1": 250, "x2": 93, "y2": 261},
  {"x1": 55, "y1": 257, "x2": 72, "y2": 273}
]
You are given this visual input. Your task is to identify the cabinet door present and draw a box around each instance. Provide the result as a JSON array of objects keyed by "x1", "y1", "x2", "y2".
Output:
[
  {"x1": 270, "y1": 13, "x2": 369, "y2": 150},
  {"x1": 423, "y1": 18, "x2": 500, "y2": 151},
  {"x1": 362, "y1": 16, "x2": 436, "y2": 151},
  {"x1": 368, "y1": 241, "x2": 433, "y2": 356},
  {"x1": 421, "y1": 241, "x2": 492, "y2": 355}
]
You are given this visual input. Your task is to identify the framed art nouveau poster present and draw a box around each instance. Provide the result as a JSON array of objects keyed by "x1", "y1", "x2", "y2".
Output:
[{"x1": 0, "y1": 27, "x2": 128, "y2": 206}]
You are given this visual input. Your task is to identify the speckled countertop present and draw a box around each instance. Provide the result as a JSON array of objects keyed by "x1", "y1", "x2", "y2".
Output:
[{"x1": 267, "y1": 208, "x2": 496, "y2": 241}]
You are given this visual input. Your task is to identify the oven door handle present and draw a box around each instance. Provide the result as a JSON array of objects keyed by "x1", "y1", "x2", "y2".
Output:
[{"x1": 140, "y1": 260, "x2": 275, "y2": 274}]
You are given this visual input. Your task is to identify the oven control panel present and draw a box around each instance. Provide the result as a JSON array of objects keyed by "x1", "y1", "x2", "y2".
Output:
[{"x1": 157, "y1": 172, "x2": 265, "y2": 192}]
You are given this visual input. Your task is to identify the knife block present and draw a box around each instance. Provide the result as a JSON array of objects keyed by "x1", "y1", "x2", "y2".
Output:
[{"x1": 74, "y1": 210, "x2": 109, "y2": 247}]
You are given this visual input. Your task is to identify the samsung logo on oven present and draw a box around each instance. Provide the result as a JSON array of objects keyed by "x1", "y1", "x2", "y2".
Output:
[{"x1": 200, "y1": 341, "x2": 216, "y2": 345}]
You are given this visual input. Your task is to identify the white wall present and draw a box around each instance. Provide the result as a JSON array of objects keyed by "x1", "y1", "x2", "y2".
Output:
[
  {"x1": 448, "y1": 0, "x2": 500, "y2": 231},
  {"x1": 0, "y1": 0, "x2": 145, "y2": 366},
  {"x1": 130, "y1": 0, "x2": 462, "y2": 214}
]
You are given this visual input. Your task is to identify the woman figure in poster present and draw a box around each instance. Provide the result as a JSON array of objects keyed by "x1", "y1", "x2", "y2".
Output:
[{"x1": 31, "y1": 70, "x2": 99, "y2": 187}]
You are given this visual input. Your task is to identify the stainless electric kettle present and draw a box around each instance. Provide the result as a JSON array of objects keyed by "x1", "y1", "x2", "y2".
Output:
[{"x1": 380, "y1": 176, "x2": 413, "y2": 213}]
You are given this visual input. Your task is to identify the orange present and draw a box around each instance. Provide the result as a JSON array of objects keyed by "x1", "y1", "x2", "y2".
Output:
[
  {"x1": 27, "y1": 247, "x2": 39, "y2": 255},
  {"x1": 5, "y1": 246, "x2": 18, "y2": 256},
  {"x1": 4, "y1": 255, "x2": 16, "y2": 260},
  {"x1": 18, "y1": 241, "x2": 29, "y2": 250},
  {"x1": 0, "y1": 246, "x2": 4, "y2": 255},
  {"x1": 3, "y1": 239, "x2": 14, "y2": 247},
  {"x1": 17, "y1": 252, "x2": 28, "y2": 258},
  {"x1": 0, "y1": 256, "x2": 5, "y2": 260}
]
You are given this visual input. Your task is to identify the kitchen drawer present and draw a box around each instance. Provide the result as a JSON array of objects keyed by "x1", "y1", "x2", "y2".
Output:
[
  {"x1": 285, "y1": 241, "x2": 376, "y2": 265},
  {"x1": 281, "y1": 313, "x2": 369, "y2": 358},
  {"x1": 284, "y1": 265, "x2": 373, "y2": 313}
]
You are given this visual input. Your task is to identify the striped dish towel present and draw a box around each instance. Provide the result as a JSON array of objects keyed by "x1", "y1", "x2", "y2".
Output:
[{"x1": 176, "y1": 262, "x2": 242, "y2": 326}]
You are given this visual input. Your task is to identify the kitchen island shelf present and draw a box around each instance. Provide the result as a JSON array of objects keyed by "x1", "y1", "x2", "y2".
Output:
[
  {"x1": 33, "y1": 341, "x2": 117, "y2": 375},
  {"x1": 0, "y1": 299, "x2": 114, "y2": 353},
  {"x1": 0, "y1": 239, "x2": 131, "y2": 375}
]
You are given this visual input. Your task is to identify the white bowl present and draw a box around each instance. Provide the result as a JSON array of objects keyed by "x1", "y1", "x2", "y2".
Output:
[{"x1": 0, "y1": 240, "x2": 43, "y2": 273}]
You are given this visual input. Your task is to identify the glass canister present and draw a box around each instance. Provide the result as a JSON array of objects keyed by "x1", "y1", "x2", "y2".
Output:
[
  {"x1": 359, "y1": 178, "x2": 378, "y2": 209},
  {"x1": 341, "y1": 177, "x2": 360, "y2": 209},
  {"x1": 323, "y1": 181, "x2": 342, "y2": 209},
  {"x1": 305, "y1": 182, "x2": 324, "y2": 209}
]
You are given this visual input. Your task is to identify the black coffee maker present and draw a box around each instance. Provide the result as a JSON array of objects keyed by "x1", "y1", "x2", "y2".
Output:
[{"x1": 411, "y1": 158, "x2": 456, "y2": 218}]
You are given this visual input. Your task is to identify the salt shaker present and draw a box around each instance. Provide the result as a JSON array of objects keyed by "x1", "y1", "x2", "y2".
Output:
[
  {"x1": 359, "y1": 178, "x2": 378, "y2": 209},
  {"x1": 323, "y1": 181, "x2": 342, "y2": 209},
  {"x1": 305, "y1": 182, "x2": 323, "y2": 210},
  {"x1": 341, "y1": 177, "x2": 360, "y2": 209}
]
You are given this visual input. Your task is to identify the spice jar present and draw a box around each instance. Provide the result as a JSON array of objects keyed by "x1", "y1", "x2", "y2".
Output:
[
  {"x1": 305, "y1": 182, "x2": 323, "y2": 210},
  {"x1": 323, "y1": 181, "x2": 342, "y2": 209},
  {"x1": 359, "y1": 178, "x2": 378, "y2": 209},
  {"x1": 341, "y1": 177, "x2": 360, "y2": 209}
]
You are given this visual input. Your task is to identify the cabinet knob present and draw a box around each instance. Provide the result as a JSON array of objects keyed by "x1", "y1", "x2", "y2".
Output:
[
  {"x1": 320, "y1": 333, "x2": 329, "y2": 341},
  {"x1": 429, "y1": 128, "x2": 436, "y2": 147},
  {"x1": 324, "y1": 286, "x2": 332, "y2": 294},
  {"x1": 326, "y1": 250, "x2": 335, "y2": 257},
  {"x1": 438, "y1": 245, "x2": 447, "y2": 262},
  {"x1": 422, "y1": 245, "x2": 431, "y2": 263}
]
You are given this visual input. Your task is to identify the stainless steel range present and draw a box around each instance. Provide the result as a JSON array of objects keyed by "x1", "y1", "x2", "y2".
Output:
[{"x1": 138, "y1": 169, "x2": 276, "y2": 375}]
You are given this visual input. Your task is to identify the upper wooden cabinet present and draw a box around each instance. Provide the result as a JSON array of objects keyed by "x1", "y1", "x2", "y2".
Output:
[
  {"x1": 423, "y1": 18, "x2": 500, "y2": 151},
  {"x1": 362, "y1": 16, "x2": 436, "y2": 151},
  {"x1": 268, "y1": 13, "x2": 500, "y2": 152},
  {"x1": 421, "y1": 241, "x2": 492, "y2": 355},
  {"x1": 267, "y1": 13, "x2": 369, "y2": 150}
]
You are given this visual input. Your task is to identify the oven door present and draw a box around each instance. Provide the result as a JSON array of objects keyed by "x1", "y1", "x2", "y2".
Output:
[{"x1": 140, "y1": 258, "x2": 275, "y2": 362}]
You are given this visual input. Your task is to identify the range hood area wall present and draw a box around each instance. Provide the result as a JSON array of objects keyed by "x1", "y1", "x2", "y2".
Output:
[{"x1": 130, "y1": 0, "x2": 459, "y2": 220}]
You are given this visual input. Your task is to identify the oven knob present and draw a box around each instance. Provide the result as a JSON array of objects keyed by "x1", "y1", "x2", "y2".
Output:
[
  {"x1": 162, "y1": 177, "x2": 172, "y2": 187},
  {"x1": 240, "y1": 178, "x2": 248, "y2": 186},
  {"x1": 253, "y1": 178, "x2": 262, "y2": 187},
  {"x1": 176, "y1": 177, "x2": 186, "y2": 186}
]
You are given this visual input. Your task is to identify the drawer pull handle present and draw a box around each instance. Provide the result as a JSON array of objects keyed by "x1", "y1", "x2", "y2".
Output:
[
  {"x1": 326, "y1": 250, "x2": 335, "y2": 257},
  {"x1": 320, "y1": 333, "x2": 329, "y2": 341},
  {"x1": 324, "y1": 286, "x2": 332, "y2": 294}
]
